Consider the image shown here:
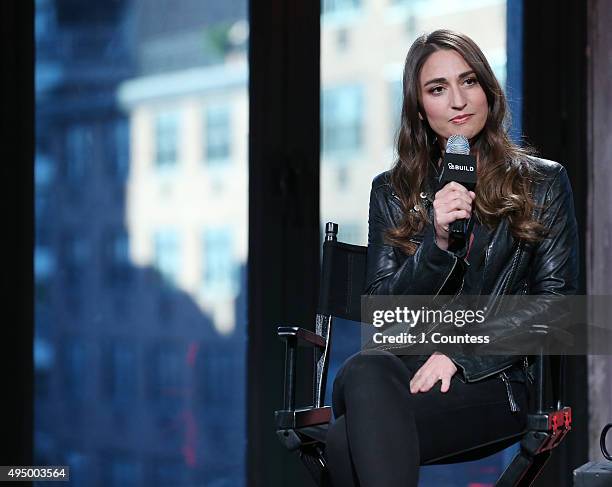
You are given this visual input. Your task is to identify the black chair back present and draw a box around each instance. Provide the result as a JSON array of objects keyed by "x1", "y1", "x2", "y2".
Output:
[{"x1": 318, "y1": 238, "x2": 367, "y2": 322}]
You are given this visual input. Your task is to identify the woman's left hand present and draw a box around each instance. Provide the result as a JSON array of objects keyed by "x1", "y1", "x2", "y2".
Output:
[{"x1": 409, "y1": 352, "x2": 458, "y2": 394}]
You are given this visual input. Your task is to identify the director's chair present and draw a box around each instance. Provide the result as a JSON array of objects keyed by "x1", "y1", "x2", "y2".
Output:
[{"x1": 274, "y1": 222, "x2": 572, "y2": 486}]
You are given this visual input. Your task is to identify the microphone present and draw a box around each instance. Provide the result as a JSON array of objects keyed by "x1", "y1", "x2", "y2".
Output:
[{"x1": 438, "y1": 135, "x2": 477, "y2": 251}]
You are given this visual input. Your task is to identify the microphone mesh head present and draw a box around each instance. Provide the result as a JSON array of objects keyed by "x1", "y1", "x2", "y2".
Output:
[{"x1": 446, "y1": 134, "x2": 470, "y2": 155}]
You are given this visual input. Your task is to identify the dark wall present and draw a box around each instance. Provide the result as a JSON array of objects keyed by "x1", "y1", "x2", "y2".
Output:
[
  {"x1": 523, "y1": 1, "x2": 589, "y2": 485},
  {"x1": 0, "y1": 0, "x2": 34, "y2": 472},
  {"x1": 248, "y1": 0, "x2": 320, "y2": 486}
]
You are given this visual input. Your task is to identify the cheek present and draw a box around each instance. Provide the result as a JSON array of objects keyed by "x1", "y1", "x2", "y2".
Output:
[
  {"x1": 474, "y1": 90, "x2": 488, "y2": 113},
  {"x1": 422, "y1": 98, "x2": 446, "y2": 124},
  {"x1": 473, "y1": 90, "x2": 489, "y2": 125}
]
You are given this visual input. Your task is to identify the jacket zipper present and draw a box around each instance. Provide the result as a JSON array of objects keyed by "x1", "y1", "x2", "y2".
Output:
[
  {"x1": 480, "y1": 245, "x2": 525, "y2": 411},
  {"x1": 483, "y1": 244, "x2": 521, "y2": 333},
  {"x1": 523, "y1": 356, "x2": 534, "y2": 384},
  {"x1": 500, "y1": 371, "x2": 520, "y2": 412},
  {"x1": 463, "y1": 361, "x2": 515, "y2": 382},
  {"x1": 499, "y1": 244, "x2": 522, "y2": 296},
  {"x1": 433, "y1": 257, "x2": 459, "y2": 298}
]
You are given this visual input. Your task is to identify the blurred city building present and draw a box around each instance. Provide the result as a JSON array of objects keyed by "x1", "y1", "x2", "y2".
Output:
[
  {"x1": 118, "y1": 0, "x2": 249, "y2": 335},
  {"x1": 35, "y1": 0, "x2": 247, "y2": 485}
]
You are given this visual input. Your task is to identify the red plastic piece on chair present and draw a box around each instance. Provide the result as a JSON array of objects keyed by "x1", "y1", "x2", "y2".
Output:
[{"x1": 541, "y1": 407, "x2": 572, "y2": 453}]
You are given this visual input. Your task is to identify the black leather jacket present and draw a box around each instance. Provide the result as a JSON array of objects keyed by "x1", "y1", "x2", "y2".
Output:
[{"x1": 365, "y1": 157, "x2": 579, "y2": 410}]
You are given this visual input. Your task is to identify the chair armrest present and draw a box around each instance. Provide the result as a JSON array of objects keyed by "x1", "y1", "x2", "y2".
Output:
[
  {"x1": 277, "y1": 325, "x2": 327, "y2": 411},
  {"x1": 277, "y1": 326, "x2": 326, "y2": 349},
  {"x1": 275, "y1": 406, "x2": 332, "y2": 429}
]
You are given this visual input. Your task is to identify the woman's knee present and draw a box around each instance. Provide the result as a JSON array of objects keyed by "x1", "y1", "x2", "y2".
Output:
[{"x1": 334, "y1": 350, "x2": 407, "y2": 391}]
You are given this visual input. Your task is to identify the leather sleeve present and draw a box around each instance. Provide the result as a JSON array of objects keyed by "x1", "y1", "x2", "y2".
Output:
[
  {"x1": 526, "y1": 166, "x2": 579, "y2": 295},
  {"x1": 450, "y1": 166, "x2": 579, "y2": 382},
  {"x1": 365, "y1": 181, "x2": 458, "y2": 296}
]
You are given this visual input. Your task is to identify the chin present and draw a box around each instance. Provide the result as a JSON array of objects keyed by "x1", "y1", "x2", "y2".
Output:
[{"x1": 447, "y1": 124, "x2": 482, "y2": 140}]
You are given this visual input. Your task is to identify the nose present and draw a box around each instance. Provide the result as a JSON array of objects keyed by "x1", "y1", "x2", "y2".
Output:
[{"x1": 450, "y1": 86, "x2": 467, "y2": 110}]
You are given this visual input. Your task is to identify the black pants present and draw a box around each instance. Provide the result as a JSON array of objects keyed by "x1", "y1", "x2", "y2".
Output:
[{"x1": 326, "y1": 350, "x2": 528, "y2": 487}]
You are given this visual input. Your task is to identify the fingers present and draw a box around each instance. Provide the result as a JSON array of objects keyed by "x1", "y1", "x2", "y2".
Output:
[
  {"x1": 433, "y1": 183, "x2": 475, "y2": 240},
  {"x1": 434, "y1": 192, "x2": 466, "y2": 209},
  {"x1": 441, "y1": 209, "x2": 471, "y2": 223},
  {"x1": 409, "y1": 366, "x2": 443, "y2": 393},
  {"x1": 440, "y1": 375, "x2": 451, "y2": 393},
  {"x1": 434, "y1": 181, "x2": 474, "y2": 201},
  {"x1": 409, "y1": 354, "x2": 456, "y2": 394},
  {"x1": 409, "y1": 371, "x2": 428, "y2": 393},
  {"x1": 410, "y1": 371, "x2": 450, "y2": 393},
  {"x1": 436, "y1": 199, "x2": 473, "y2": 215}
]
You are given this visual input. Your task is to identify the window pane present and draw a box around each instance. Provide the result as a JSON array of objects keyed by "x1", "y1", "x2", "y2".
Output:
[
  {"x1": 154, "y1": 111, "x2": 180, "y2": 167},
  {"x1": 321, "y1": 1, "x2": 517, "y2": 485},
  {"x1": 65, "y1": 124, "x2": 93, "y2": 184},
  {"x1": 34, "y1": 1, "x2": 248, "y2": 485},
  {"x1": 322, "y1": 84, "x2": 364, "y2": 156},
  {"x1": 153, "y1": 229, "x2": 181, "y2": 285},
  {"x1": 202, "y1": 227, "x2": 238, "y2": 298},
  {"x1": 205, "y1": 104, "x2": 232, "y2": 163},
  {"x1": 323, "y1": 0, "x2": 362, "y2": 15}
]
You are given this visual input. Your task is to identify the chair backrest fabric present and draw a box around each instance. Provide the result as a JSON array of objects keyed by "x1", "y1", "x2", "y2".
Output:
[{"x1": 317, "y1": 241, "x2": 367, "y2": 322}]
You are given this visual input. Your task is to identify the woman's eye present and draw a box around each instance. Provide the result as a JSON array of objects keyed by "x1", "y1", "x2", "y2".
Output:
[
  {"x1": 429, "y1": 86, "x2": 445, "y2": 95},
  {"x1": 464, "y1": 77, "x2": 478, "y2": 86}
]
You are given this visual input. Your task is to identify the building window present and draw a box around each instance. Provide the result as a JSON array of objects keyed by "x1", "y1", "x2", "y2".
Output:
[
  {"x1": 105, "y1": 459, "x2": 140, "y2": 487},
  {"x1": 152, "y1": 460, "x2": 185, "y2": 486},
  {"x1": 336, "y1": 28, "x2": 350, "y2": 51},
  {"x1": 323, "y1": 0, "x2": 361, "y2": 15},
  {"x1": 62, "y1": 338, "x2": 89, "y2": 402},
  {"x1": 35, "y1": 152, "x2": 55, "y2": 188},
  {"x1": 198, "y1": 349, "x2": 234, "y2": 404},
  {"x1": 148, "y1": 344, "x2": 186, "y2": 420},
  {"x1": 65, "y1": 451, "x2": 90, "y2": 486},
  {"x1": 153, "y1": 230, "x2": 180, "y2": 286},
  {"x1": 154, "y1": 112, "x2": 179, "y2": 167},
  {"x1": 103, "y1": 341, "x2": 137, "y2": 406},
  {"x1": 202, "y1": 227, "x2": 237, "y2": 297},
  {"x1": 35, "y1": 153, "x2": 55, "y2": 218},
  {"x1": 106, "y1": 118, "x2": 130, "y2": 181},
  {"x1": 35, "y1": 246, "x2": 56, "y2": 281},
  {"x1": 205, "y1": 104, "x2": 231, "y2": 163},
  {"x1": 322, "y1": 85, "x2": 363, "y2": 156},
  {"x1": 60, "y1": 233, "x2": 89, "y2": 288},
  {"x1": 104, "y1": 229, "x2": 131, "y2": 287},
  {"x1": 65, "y1": 124, "x2": 93, "y2": 183}
]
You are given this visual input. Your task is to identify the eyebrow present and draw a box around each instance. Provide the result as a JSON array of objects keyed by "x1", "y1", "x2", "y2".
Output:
[{"x1": 423, "y1": 70, "x2": 476, "y2": 87}]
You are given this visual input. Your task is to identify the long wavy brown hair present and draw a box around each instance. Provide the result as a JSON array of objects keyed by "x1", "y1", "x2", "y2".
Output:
[{"x1": 387, "y1": 30, "x2": 546, "y2": 254}]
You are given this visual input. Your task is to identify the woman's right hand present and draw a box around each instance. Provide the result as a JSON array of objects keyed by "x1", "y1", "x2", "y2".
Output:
[{"x1": 432, "y1": 181, "x2": 475, "y2": 250}]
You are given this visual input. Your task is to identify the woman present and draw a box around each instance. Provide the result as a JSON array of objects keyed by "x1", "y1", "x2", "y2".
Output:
[{"x1": 325, "y1": 30, "x2": 578, "y2": 486}]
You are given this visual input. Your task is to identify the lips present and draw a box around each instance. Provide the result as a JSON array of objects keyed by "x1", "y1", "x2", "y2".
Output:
[{"x1": 450, "y1": 114, "x2": 473, "y2": 124}]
